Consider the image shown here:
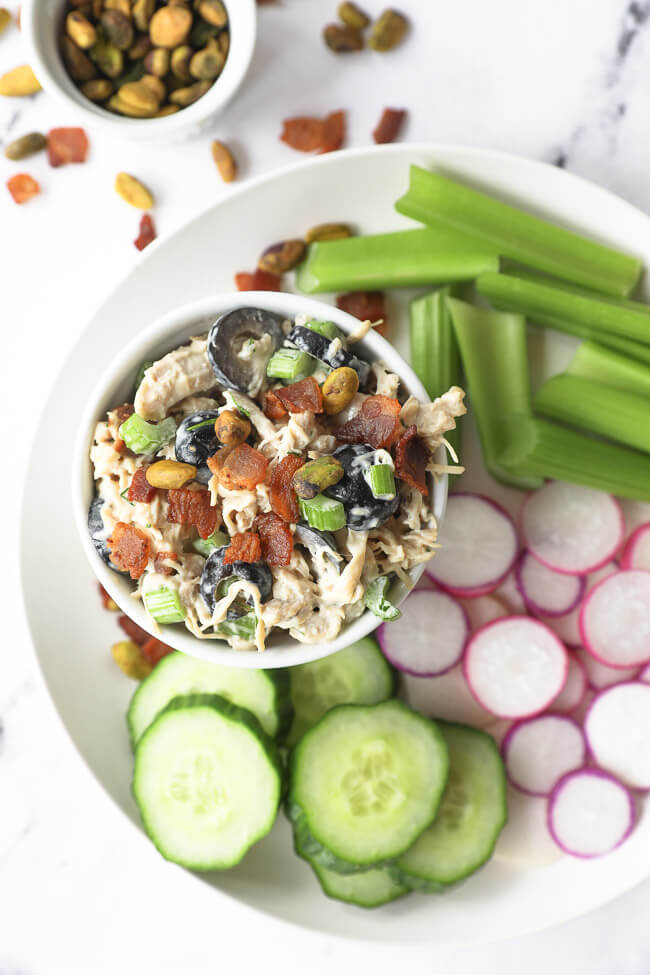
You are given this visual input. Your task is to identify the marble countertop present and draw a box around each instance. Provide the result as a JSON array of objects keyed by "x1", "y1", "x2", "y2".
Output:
[{"x1": 3, "y1": 0, "x2": 650, "y2": 971}]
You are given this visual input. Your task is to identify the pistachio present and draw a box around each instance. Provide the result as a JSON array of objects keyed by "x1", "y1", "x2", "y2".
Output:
[
  {"x1": 115, "y1": 171, "x2": 154, "y2": 210},
  {"x1": 4, "y1": 131, "x2": 46, "y2": 160},
  {"x1": 66, "y1": 10, "x2": 97, "y2": 48},
  {"x1": 323, "y1": 22, "x2": 364, "y2": 53},
  {"x1": 189, "y1": 17, "x2": 218, "y2": 47},
  {"x1": 169, "y1": 79, "x2": 210, "y2": 106},
  {"x1": 81, "y1": 78, "x2": 114, "y2": 99},
  {"x1": 198, "y1": 0, "x2": 227, "y2": 27},
  {"x1": 189, "y1": 46, "x2": 224, "y2": 80},
  {"x1": 217, "y1": 29, "x2": 230, "y2": 57},
  {"x1": 61, "y1": 36, "x2": 97, "y2": 81},
  {"x1": 292, "y1": 457, "x2": 344, "y2": 500},
  {"x1": 369, "y1": 8, "x2": 408, "y2": 51},
  {"x1": 107, "y1": 92, "x2": 156, "y2": 116},
  {"x1": 215, "y1": 410, "x2": 251, "y2": 445},
  {"x1": 0, "y1": 8, "x2": 12, "y2": 35},
  {"x1": 119, "y1": 77, "x2": 160, "y2": 111},
  {"x1": 111, "y1": 640, "x2": 153, "y2": 680},
  {"x1": 258, "y1": 239, "x2": 306, "y2": 275},
  {"x1": 104, "y1": 0, "x2": 131, "y2": 16},
  {"x1": 321, "y1": 366, "x2": 359, "y2": 415},
  {"x1": 154, "y1": 103, "x2": 180, "y2": 116},
  {"x1": 337, "y1": 2, "x2": 370, "y2": 29},
  {"x1": 211, "y1": 139, "x2": 237, "y2": 182},
  {"x1": 146, "y1": 460, "x2": 197, "y2": 489},
  {"x1": 132, "y1": 0, "x2": 155, "y2": 32},
  {"x1": 305, "y1": 222, "x2": 353, "y2": 243},
  {"x1": 149, "y1": 5, "x2": 192, "y2": 47},
  {"x1": 92, "y1": 0, "x2": 104, "y2": 19},
  {"x1": 100, "y1": 9, "x2": 134, "y2": 50},
  {"x1": 128, "y1": 32, "x2": 152, "y2": 59},
  {"x1": 90, "y1": 37, "x2": 124, "y2": 78},
  {"x1": 140, "y1": 72, "x2": 166, "y2": 101},
  {"x1": 144, "y1": 47, "x2": 170, "y2": 76},
  {"x1": 170, "y1": 44, "x2": 193, "y2": 81},
  {"x1": 0, "y1": 64, "x2": 42, "y2": 96},
  {"x1": 114, "y1": 58, "x2": 146, "y2": 87}
]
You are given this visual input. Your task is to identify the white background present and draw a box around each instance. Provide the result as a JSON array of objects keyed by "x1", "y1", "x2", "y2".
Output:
[{"x1": 3, "y1": 0, "x2": 650, "y2": 971}]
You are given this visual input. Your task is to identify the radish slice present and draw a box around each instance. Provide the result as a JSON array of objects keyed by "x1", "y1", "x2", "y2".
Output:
[
  {"x1": 572, "y1": 688, "x2": 596, "y2": 725},
  {"x1": 536, "y1": 606, "x2": 582, "y2": 648},
  {"x1": 521, "y1": 482, "x2": 623, "y2": 575},
  {"x1": 640, "y1": 662, "x2": 650, "y2": 684},
  {"x1": 619, "y1": 499, "x2": 650, "y2": 545},
  {"x1": 515, "y1": 551, "x2": 585, "y2": 618},
  {"x1": 574, "y1": 648, "x2": 640, "y2": 690},
  {"x1": 494, "y1": 571, "x2": 527, "y2": 615},
  {"x1": 426, "y1": 494, "x2": 518, "y2": 597},
  {"x1": 547, "y1": 769, "x2": 636, "y2": 858},
  {"x1": 377, "y1": 590, "x2": 468, "y2": 676},
  {"x1": 580, "y1": 570, "x2": 650, "y2": 668},
  {"x1": 494, "y1": 788, "x2": 563, "y2": 867},
  {"x1": 459, "y1": 594, "x2": 509, "y2": 631},
  {"x1": 403, "y1": 665, "x2": 494, "y2": 728},
  {"x1": 548, "y1": 654, "x2": 588, "y2": 713},
  {"x1": 502, "y1": 715, "x2": 586, "y2": 796},
  {"x1": 585, "y1": 682, "x2": 650, "y2": 789},
  {"x1": 463, "y1": 617, "x2": 568, "y2": 719},
  {"x1": 621, "y1": 523, "x2": 650, "y2": 570}
]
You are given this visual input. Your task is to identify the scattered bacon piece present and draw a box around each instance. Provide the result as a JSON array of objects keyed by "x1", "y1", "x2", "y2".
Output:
[
  {"x1": 128, "y1": 466, "x2": 157, "y2": 503},
  {"x1": 141, "y1": 636, "x2": 174, "y2": 665},
  {"x1": 208, "y1": 442, "x2": 269, "y2": 491},
  {"x1": 274, "y1": 376, "x2": 323, "y2": 414},
  {"x1": 321, "y1": 110, "x2": 346, "y2": 153},
  {"x1": 47, "y1": 127, "x2": 89, "y2": 167},
  {"x1": 167, "y1": 488, "x2": 219, "y2": 539},
  {"x1": 336, "y1": 395, "x2": 403, "y2": 449},
  {"x1": 265, "y1": 389, "x2": 288, "y2": 420},
  {"x1": 118, "y1": 614, "x2": 150, "y2": 646},
  {"x1": 254, "y1": 512, "x2": 293, "y2": 566},
  {"x1": 336, "y1": 290, "x2": 388, "y2": 336},
  {"x1": 234, "y1": 269, "x2": 283, "y2": 291},
  {"x1": 98, "y1": 583, "x2": 119, "y2": 612},
  {"x1": 269, "y1": 454, "x2": 304, "y2": 523},
  {"x1": 154, "y1": 551, "x2": 178, "y2": 576},
  {"x1": 7, "y1": 173, "x2": 40, "y2": 204},
  {"x1": 395, "y1": 424, "x2": 429, "y2": 496},
  {"x1": 107, "y1": 523, "x2": 151, "y2": 579},
  {"x1": 373, "y1": 108, "x2": 406, "y2": 144},
  {"x1": 135, "y1": 213, "x2": 156, "y2": 251},
  {"x1": 280, "y1": 110, "x2": 346, "y2": 154},
  {"x1": 109, "y1": 402, "x2": 135, "y2": 452},
  {"x1": 223, "y1": 532, "x2": 262, "y2": 565}
]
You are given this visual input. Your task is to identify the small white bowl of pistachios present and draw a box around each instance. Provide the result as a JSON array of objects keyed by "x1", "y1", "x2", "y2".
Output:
[{"x1": 22, "y1": 0, "x2": 256, "y2": 140}]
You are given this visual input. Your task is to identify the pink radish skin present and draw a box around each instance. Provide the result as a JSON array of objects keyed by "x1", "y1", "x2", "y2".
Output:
[
  {"x1": 585, "y1": 682, "x2": 650, "y2": 791},
  {"x1": 515, "y1": 550, "x2": 585, "y2": 618},
  {"x1": 573, "y1": 648, "x2": 640, "y2": 690},
  {"x1": 502, "y1": 715, "x2": 586, "y2": 797},
  {"x1": 463, "y1": 616, "x2": 568, "y2": 719},
  {"x1": 494, "y1": 571, "x2": 528, "y2": 616},
  {"x1": 426, "y1": 493, "x2": 518, "y2": 597},
  {"x1": 580, "y1": 570, "x2": 650, "y2": 669},
  {"x1": 521, "y1": 482, "x2": 624, "y2": 576},
  {"x1": 619, "y1": 499, "x2": 650, "y2": 546},
  {"x1": 459, "y1": 594, "x2": 509, "y2": 632},
  {"x1": 640, "y1": 662, "x2": 650, "y2": 684},
  {"x1": 621, "y1": 523, "x2": 650, "y2": 571},
  {"x1": 547, "y1": 768, "x2": 636, "y2": 858},
  {"x1": 537, "y1": 561, "x2": 619, "y2": 650},
  {"x1": 377, "y1": 590, "x2": 469, "y2": 677},
  {"x1": 548, "y1": 654, "x2": 588, "y2": 713},
  {"x1": 403, "y1": 665, "x2": 494, "y2": 729}
]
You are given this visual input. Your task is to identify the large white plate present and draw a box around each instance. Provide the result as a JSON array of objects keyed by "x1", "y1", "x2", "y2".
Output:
[{"x1": 20, "y1": 144, "x2": 650, "y2": 945}]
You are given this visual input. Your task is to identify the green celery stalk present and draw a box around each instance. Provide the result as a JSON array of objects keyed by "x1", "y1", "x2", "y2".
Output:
[
  {"x1": 526, "y1": 312, "x2": 650, "y2": 366},
  {"x1": 476, "y1": 272, "x2": 650, "y2": 345},
  {"x1": 395, "y1": 165, "x2": 641, "y2": 297},
  {"x1": 534, "y1": 373, "x2": 650, "y2": 454},
  {"x1": 409, "y1": 286, "x2": 462, "y2": 457},
  {"x1": 498, "y1": 416, "x2": 650, "y2": 502},
  {"x1": 567, "y1": 341, "x2": 650, "y2": 397},
  {"x1": 295, "y1": 227, "x2": 498, "y2": 294},
  {"x1": 505, "y1": 268, "x2": 650, "y2": 314},
  {"x1": 446, "y1": 297, "x2": 542, "y2": 489}
]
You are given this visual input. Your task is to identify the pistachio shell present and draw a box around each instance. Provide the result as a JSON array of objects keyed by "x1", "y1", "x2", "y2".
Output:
[
  {"x1": 189, "y1": 46, "x2": 224, "y2": 80},
  {"x1": 111, "y1": 641, "x2": 153, "y2": 680},
  {"x1": 211, "y1": 139, "x2": 237, "y2": 182},
  {"x1": 154, "y1": 103, "x2": 180, "y2": 116},
  {"x1": 149, "y1": 5, "x2": 192, "y2": 47},
  {"x1": 337, "y1": 2, "x2": 370, "y2": 29},
  {"x1": 146, "y1": 460, "x2": 197, "y2": 489},
  {"x1": 258, "y1": 239, "x2": 306, "y2": 274},
  {"x1": 143, "y1": 47, "x2": 170, "y2": 77},
  {"x1": 61, "y1": 36, "x2": 97, "y2": 82},
  {"x1": 168, "y1": 79, "x2": 210, "y2": 106},
  {"x1": 305, "y1": 222, "x2": 354, "y2": 243},
  {"x1": 128, "y1": 32, "x2": 152, "y2": 59},
  {"x1": 114, "y1": 58, "x2": 145, "y2": 87},
  {"x1": 321, "y1": 367, "x2": 360, "y2": 415},
  {"x1": 4, "y1": 131, "x2": 46, "y2": 160},
  {"x1": 0, "y1": 64, "x2": 42, "y2": 96},
  {"x1": 198, "y1": 0, "x2": 228, "y2": 27},
  {"x1": 170, "y1": 44, "x2": 193, "y2": 81},
  {"x1": 66, "y1": 11, "x2": 97, "y2": 49},
  {"x1": 119, "y1": 78, "x2": 159, "y2": 110},
  {"x1": 107, "y1": 92, "x2": 156, "y2": 116},
  {"x1": 100, "y1": 9, "x2": 134, "y2": 50},
  {"x1": 189, "y1": 17, "x2": 218, "y2": 47},
  {"x1": 132, "y1": 0, "x2": 155, "y2": 32},
  {"x1": 90, "y1": 37, "x2": 124, "y2": 78},
  {"x1": 215, "y1": 410, "x2": 250, "y2": 444},
  {"x1": 369, "y1": 8, "x2": 408, "y2": 51},
  {"x1": 140, "y1": 73, "x2": 166, "y2": 101},
  {"x1": 0, "y1": 8, "x2": 11, "y2": 36},
  {"x1": 104, "y1": 0, "x2": 131, "y2": 16},
  {"x1": 217, "y1": 29, "x2": 230, "y2": 57},
  {"x1": 292, "y1": 457, "x2": 345, "y2": 499},
  {"x1": 115, "y1": 171, "x2": 155, "y2": 209},
  {"x1": 323, "y1": 22, "x2": 364, "y2": 53},
  {"x1": 81, "y1": 78, "x2": 114, "y2": 100}
]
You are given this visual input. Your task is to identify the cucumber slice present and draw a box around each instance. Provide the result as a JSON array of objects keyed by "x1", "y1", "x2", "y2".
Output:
[
  {"x1": 393, "y1": 722, "x2": 507, "y2": 892},
  {"x1": 311, "y1": 862, "x2": 409, "y2": 909},
  {"x1": 287, "y1": 636, "x2": 395, "y2": 745},
  {"x1": 133, "y1": 694, "x2": 282, "y2": 870},
  {"x1": 288, "y1": 700, "x2": 449, "y2": 870},
  {"x1": 127, "y1": 652, "x2": 292, "y2": 746}
]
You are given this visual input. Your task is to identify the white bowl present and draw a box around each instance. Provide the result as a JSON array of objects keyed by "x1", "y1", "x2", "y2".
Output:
[
  {"x1": 22, "y1": 0, "x2": 256, "y2": 141},
  {"x1": 72, "y1": 291, "x2": 446, "y2": 669}
]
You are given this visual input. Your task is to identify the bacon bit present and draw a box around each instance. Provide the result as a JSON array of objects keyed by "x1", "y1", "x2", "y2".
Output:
[
  {"x1": 265, "y1": 389, "x2": 288, "y2": 420},
  {"x1": 274, "y1": 376, "x2": 323, "y2": 414},
  {"x1": 373, "y1": 107, "x2": 406, "y2": 144},
  {"x1": 280, "y1": 110, "x2": 346, "y2": 154},
  {"x1": 254, "y1": 511, "x2": 293, "y2": 566},
  {"x1": 167, "y1": 488, "x2": 219, "y2": 539},
  {"x1": 7, "y1": 173, "x2": 40, "y2": 204},
  {"x1": 128, "y1": 466, "x2": 157, "y2": 503},
  {"x1": 135, "y1": 213, "x2": 156, "y2": 251},
  {"x1": 154, "y1": 551, "x2": 178, "y2": 575},
  {"x1": 336, "y1": 394, "x2": 403, "y2": 449},
  {"x1": 47, "y1": 127, "x2": 89, "y2": 167},
  {"x1": 209, "y1": 442, "x2": 269, "y2": 491},
  {"x1": 111, "y1": 403, "x2": 135, "y2": 452},
  {"x1": 107, "y1": 522, "x2": 151, "y2": 579},
  {"x1": 234, "y1": 269, "x2": 283, "y2": 291},
  {"x1": 223, "y1": 532, "x2": 262, "y2": 565},
  {"x1": 118, "y1": 614, "x2": 150, "y2": 646},
  {"x1": 141, "y1": 636, "x2": 174, "y2": 665},
  {"x1": 269, "y1": 454, "x2": 304, "y2": 522},
  {"x1": 98, "y1": 583, "x2": 119, "y2": 612},
  {"x1": 395, "y1": 424, "x2": 429, "y2": 496},
  {"x1": 336, "y1": 290, "x2": 387, "y2": 336},
  {"x1": 321, "y1": 110, "x2": 346, "y2": 153}
]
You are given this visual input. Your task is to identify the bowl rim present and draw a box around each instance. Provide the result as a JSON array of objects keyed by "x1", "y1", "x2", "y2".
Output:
[
  {"x1": 72, "y1": 290, "x2": 446, "y2": 669},
  {"x1": 21, "y1": 0, "x2": 257, "y2": 137}
]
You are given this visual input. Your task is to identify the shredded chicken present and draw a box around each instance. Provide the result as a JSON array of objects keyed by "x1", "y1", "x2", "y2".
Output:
[{"x1": 135, "y1": 336, "x2": 217, "y2": 420}]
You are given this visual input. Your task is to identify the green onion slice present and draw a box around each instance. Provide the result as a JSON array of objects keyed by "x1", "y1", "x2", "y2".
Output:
[
  {"x1": 192, "y1": 529, "x2": 229, "y2": 557},
  {"x1": 143, "y1": 587, "x2": 185, "y2": 624},
  {"x1": 118, "y1": 413, "x2": 176, "y2": 455},
  {"x1": 366, "y1": 464, "x2": 396, "y2": 500},
  {"x1": 364, "y1": 575, "x2": 401, "y2": 621},
  {"x1": 266, "y1": 347, "x2": 316, "y2": 380},
  {"x1": 299, "y1": 494, "x2": 347, "y2": 532}
]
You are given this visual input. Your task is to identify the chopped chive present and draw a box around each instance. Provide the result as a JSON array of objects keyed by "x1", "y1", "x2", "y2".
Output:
[
  {"x1": 135, "y1": 359, "x2": 154, "y2": 389},
  {"x1": 566, "y1": 341, "x2": 650, "y2": 398},
  {"x1": 143, "y1": 587, "x2": 186, "y2": 624},
  {"x1": 118, "y1": 413, "x2": 176, "y2": 455},
  {"x1": 366, "y1": 464, "x2": 396, "y2": 499},
  {"x1": 192, "y1": 529, "x2": 229, "y2": 557},
  {"x1": 217, "y1": 612, "x2": 257, "y2": 640},
  {"x1": 186, "y1": 417, "x2": 218, "y2": 432},
  {"x1": 299, "y1": 494, "x2": 346, "y2": 531},
  {"x1": 305, "y1": 319, "x2": 342, "y2": 340},
  {"x1": 364, "y1": 575, "x2": 401, "y2": 621},
  {"x1": 230, "y1": 396, "x2": 250, "y2": 418},
  {"x1": 120, "y1": 486, "x2": 135, "y2": 506},
  {"x1": 266, "y1": 347, "x2": 316, "y2": 380}
]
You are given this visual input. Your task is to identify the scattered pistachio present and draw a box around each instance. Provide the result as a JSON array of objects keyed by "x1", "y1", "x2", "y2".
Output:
[
  {"x1": 211, "y1": 139, "x2": 237, "y2": 182},
  {"x1": 90, "y1": 36, "x2": 124, "y2": 78},
  {"x1": 189, "y1": 45, "x2": 224, "y2": 79},
  {"x1": 170, "y1": 43, "x2": 193, "y2": 80},
  {"x1": 100, "y1": 9, "x2": 134, "y2": 50},
  {"x1": 0, "y1": 8, "x2": 12, "y2": 35},
  {"x1": 4, "y1": 131, "x2": 46, "y2": 160},
  {"x1": 258, "y1": 239, "x2": 306, "y2": 274},
  {"x1": 218, "y1": 30, "x2": 229, "y2": 57},
  {"x1": 66, "y1": 10, "x2": 97, "y2": 48},
  {"x1": 108, "y1": 92, "x2": 155, "y2": 116},
  {"x1": 149, "y1": 5, "x2": 192, "y2": 47},
  {"x1": 169, "y1": 78, "x2": 210, "y2": 105},
  {"x1": 146, "y1": 459, "x2": 197, "y2": 489},
  {"x1": 305, "y1": 222, "x2": 354, "y2": 243},
  {"x1": 144, "y1": 46, "x2": 170, "y2": 76},
  {"x1": 337, "y1": 2, "x2": 370, "y2": 29},
  {"x1": 128, "y1": 32, "x2": 152, "y2": 59},
  {"x1": 81, "y1": 77, "x2": 114, "y2": 99},
  {"x1": 111, "y1": 640, "x2": 153, "y2": 680},
  {"x1": 215, "y1": 410, "x2": 251, "y2": 445},
  {"x1": 198, "y1": 0, "x2": 227, "y2": 27},
  {"x1": 115, "y1": 171, "x2": 155, "y2": 209},
  {"x1": 61, "y1": 36, "x2": 97, "y2": 81},
  {"x1": 369, "y1": 8, "x2": 408, "y2": 51},
  {"x1": 119, "y1": 77, "x2": 159, "y2": 111},
  {"x1": 323, "y1": 22, "x2": 364, "y2": 53},
  {"x1": 104, "y1": 0, "x2": 130, "y2": 16},
  {"x1": 154, "y1": 103, "x2": 180, "y2": 116},
  {"x1": 292, "y1": 457, "x2": 344, "y2": 500},
  {"x1": 0, "y1": 65, "x2": 42, "y2": 96},
  {"x1": 140, "y1": 72, "x2": 166, "y2": 101},
  {"x1": 132, "y1": 0, "x2": 155, "y2": 32},
  {"x1": 321, "y1": 366, "x2": 360, "y2": 415}
]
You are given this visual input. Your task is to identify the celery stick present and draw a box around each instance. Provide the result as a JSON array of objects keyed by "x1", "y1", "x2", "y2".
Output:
[
  {"x1": 506, "y1": 268, "x2": 650, "y2": 315},
  {"x1": 499, "y1": 416, "x2": 650, "y2": 502},
  {"x1": 534, "y1": 373, "x2": 650, "y2": 454},
  {"x1": 476, "y1": 272, "x2": 650, "y2": 345},
  {"x1": 409, "y1": 287, "x2": 462, "y2": 456},
  {"x1": 567, "y1": 341, "x2": 650, "y2": 398},
  {"x1": 295, "y1": 228, "x2": 498, "y2": 294},
  {"x1": 395, "y1": 166, "x2": 641, "y2": 297},
  {"x1": 446, "y1": 297, "x2": 542, "y2": 489},
  {"x1": 527, "y1": 312, "x2": 650, "y2": 366}
]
